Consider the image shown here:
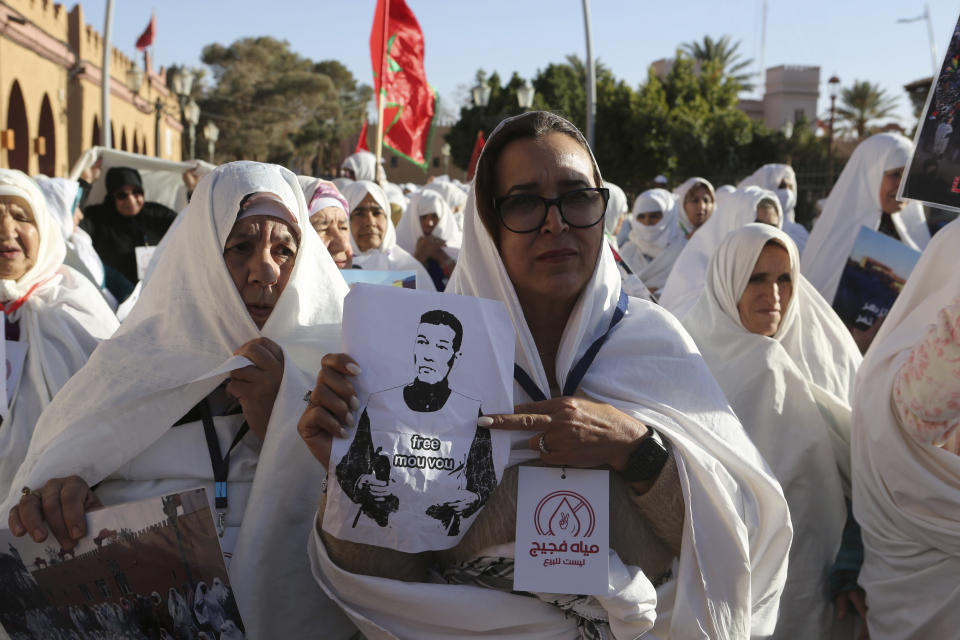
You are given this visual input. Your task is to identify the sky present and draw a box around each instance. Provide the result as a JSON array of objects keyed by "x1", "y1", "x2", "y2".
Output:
[{"x1": 81, "y1": 0, "x2": 957, "y2": 127}]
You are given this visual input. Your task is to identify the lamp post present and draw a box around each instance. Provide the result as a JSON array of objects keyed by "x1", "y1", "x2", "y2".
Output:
[
  {"x1": 440, "y1": 142, "x2": 450, "y2": 175},
  {"x1": 125, "y1": 62, "x2": 144, "y2": 96},
  {"x1": 169, "y1": 68, "x2": 197, "y2": 160},
  {"x1": 827, "y1": 75, "x2": 840, "y2": 184},
  {"x1": 203, "y1": 121, "x2": 219, "y2": 163},
  {"x1": 183, "y1": 100, "x2": 200, "y2": 161},
  {"x1": 471, "y1": 79, "x2": 491, "y2": 111},
  {"x1": 517, "y1": 79, "x2": 535, "y2": 111}
]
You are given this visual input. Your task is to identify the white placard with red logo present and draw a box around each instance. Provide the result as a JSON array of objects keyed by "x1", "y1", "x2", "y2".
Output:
[{"x1": 514, "y1": 466, "x2": 609, "y2": 595}]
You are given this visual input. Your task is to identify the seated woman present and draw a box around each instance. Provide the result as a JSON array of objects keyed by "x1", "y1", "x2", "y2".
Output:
[
  {"x1": 802, "y1": 133, "x2": 931, "y2": 305},
  {"x1": 660, "y1": 185, "x2": 783, "y2": 317},
  {"x1": 682, "y1": 223, "x2": 865, "y2": 639},
  {"x1": 0, "y1": 170, "x2": 119, "y2": 494},
  {"x1": 300, "y1": 177, "x2": 353, "y2": 269},
  {"x1": 299, "y1": 111, "x2": 792, "y2": 638},
  {"x1": 602, "y1": 180, "x2": 629, "y2": 250},
  {"x1": 738, "y1": 164, "x2": 809, "y2": 253},
  {"x1": 851, "y1": 218, "x2": 960, "y2": 639},
  {"x1": 422, "y1": 180, "x2": 468, "y2": 232},
  {"x1": 5, "y1": 162, "x2": 356, "y2": 639},
  {"x1": 341, "y1": 180, "x2": 435, "y2": 290},
  {"x1": 396, "y1": 190, "x2": 461, "y2": 291},
  {"x1": 617, "y1": 188, "x2": 685, "y2": 297},
  {"x1": 673, "y1": 177, "x2": 716, "y2": 238}
]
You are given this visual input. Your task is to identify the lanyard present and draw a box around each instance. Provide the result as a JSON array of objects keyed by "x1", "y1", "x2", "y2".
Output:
[
  {"x1": 199, "y1": 399, "x2": 249, "y2": 537},
  {"x1": 514, "y1": 291, "x2": 628, "y2": 402}
]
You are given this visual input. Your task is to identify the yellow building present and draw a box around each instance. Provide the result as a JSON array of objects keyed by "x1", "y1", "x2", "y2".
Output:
[{"x1": 0, "y1": 0, "x2": 183, "y2": 177}]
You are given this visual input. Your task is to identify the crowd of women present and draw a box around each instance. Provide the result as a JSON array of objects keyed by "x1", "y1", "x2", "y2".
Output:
[{"x1": 0, "y1": 110, "x2": 955, "y2": 640}]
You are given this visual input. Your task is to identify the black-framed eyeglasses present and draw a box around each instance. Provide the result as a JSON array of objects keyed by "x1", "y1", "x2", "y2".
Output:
[{"x1": 493, "y1": 187, "x2": 609, "y2": 233}]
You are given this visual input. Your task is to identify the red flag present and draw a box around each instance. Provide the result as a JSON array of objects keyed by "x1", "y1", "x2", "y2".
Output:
[
  {"x1": 369, "y1": 0, "x2": 436, "y2": 170},
  {"x1": 135, "y1": 13, "x2": 155, "y2": 51},
  {"x1": 355, "y1": 117, "x2": 370, "y2": 153},
  {"x1": 466, "y1": 130, "x2": 486, "y2": 181}
]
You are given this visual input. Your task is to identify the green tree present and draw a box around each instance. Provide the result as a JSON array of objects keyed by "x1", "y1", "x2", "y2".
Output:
[
  {"x1": 682, "y1": 35, "x2": 755, "y2": 91},
  {"x1": 837, "y1": 80, "x2": 899, "y2": 138}
]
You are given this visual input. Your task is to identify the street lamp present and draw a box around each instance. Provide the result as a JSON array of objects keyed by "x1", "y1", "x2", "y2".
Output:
[
  {"x1": 517, "y1": 79, "x2": 535, "y2": 110},
  {"x1": 183, "y1": 99, "x2": 200, "y2": 161},
  {"x1": 125, "y1": 62, "x2": 144, "y2": 95},
  {"x1": 827, "y1": 75, "x2": 841, "y2": 183},
  {"x1": 440, "y1": 142, "x2": 451, "y2": 175},
  {"x1": 203, "y1": 120, "x2": 219, "y2": 163},
  {"x1": 471, "y1": 79, "x2": 491, "y2": 109}
]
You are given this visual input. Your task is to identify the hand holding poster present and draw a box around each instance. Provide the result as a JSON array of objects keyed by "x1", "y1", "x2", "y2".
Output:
[{"x1": 322, "y1": 284, "x2": 514, "y2": 552}]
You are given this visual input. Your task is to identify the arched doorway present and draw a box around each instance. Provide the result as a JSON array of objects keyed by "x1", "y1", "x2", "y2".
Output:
[
  {"x1": 6, "y1": 81, "x2": 29, "y2": 172},
  {"x1": 110, "y1": 121, "x2": 116, "y2": 149},
  {"x1": 132, "y1": 132, "x2": 139, "y2": 154},
  {"x1": 120, "y1": 127, "x2": 128, "y2": 151},
  {"x1": 37, "y1": 94, "x2": 56, "y2": 176},
  {"x1": 92, "y1": 116, "x2": 101, "y2": 147}
]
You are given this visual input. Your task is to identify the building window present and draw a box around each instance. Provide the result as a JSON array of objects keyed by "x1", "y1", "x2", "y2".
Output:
[
  {"x1": 390, "y1": 156, "x2": 398, "y2": 168},
  {"x1": 432, "y1": 157, "x2": 440, "y2": 168},
  {"x1": 79, "y1": 584, "x2": 93, "y2": 602},
  {"x1": 794, "y1": 109, "x2": 805, "y2": 122},
  {"x1": 95, "y1": 579, "x2": 110, "y2": 599}
]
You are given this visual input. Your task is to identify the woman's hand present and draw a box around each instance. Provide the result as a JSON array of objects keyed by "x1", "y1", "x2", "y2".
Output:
[
  {"x1": 8, "y1": 476, "x2": 102, "y2": 550},
  {"x1": 227, "y1": 337, "x2": 284, "y2": 440},
  {"x1": 483, "y1": 397, "x2": 648, "y2": 470},
  {"x1": 298, "y1": 353, "x2": 361, "y2": 468},
  {"x1": 836, "y1": 588, "x2": 869, "y2": 640}
]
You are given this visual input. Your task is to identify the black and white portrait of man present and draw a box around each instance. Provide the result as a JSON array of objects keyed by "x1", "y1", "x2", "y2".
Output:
[{"x1": 334, "y1": 309, "x2": 498, "y2": 535}]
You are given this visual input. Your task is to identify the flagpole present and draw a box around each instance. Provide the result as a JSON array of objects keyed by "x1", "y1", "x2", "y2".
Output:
[
  {"x1": 374, "y1": 0, "x2": 391, "y2": 185},
  {"x1": 101, "y1": 0, "x2": 114, "y2": 148},
  {"x1": 581, "y1": 0, "x2": 596, "y2": 149}
]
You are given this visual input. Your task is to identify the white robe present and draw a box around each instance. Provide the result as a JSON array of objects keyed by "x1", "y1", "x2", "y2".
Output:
[
  {"x1": 310, "y1": 114, "x2": 791, "y2": 639},
  {"x1": 682, "y1": 223, "x2": 861, "y2": 640},
  {"x1": 3, "y1": 162, "x2": 356, "y2": 639},
  {"x1": 395, "y1": 189, "x2": 461, "y2": 260},
  {"x1": 737, "y1": 164, "x2": 809, "y2": 254},
  {"x1": 851, "y1": 217, "x2": 960, "y2": 639},
  {"x1": 618, "y1": 188, "x2": 685, "y2": 294},
  {"x1": 801, "y1": 133, "x2": 931, "y2": 304}
]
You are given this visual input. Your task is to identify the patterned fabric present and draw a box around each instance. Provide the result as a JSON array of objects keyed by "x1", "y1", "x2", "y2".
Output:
[{"x1": 893, "y1": 299, "x2": 960, "y2": 455}]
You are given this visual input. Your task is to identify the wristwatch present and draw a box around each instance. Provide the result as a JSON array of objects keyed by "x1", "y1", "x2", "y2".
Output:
[{"x1": 619, "y1": 427, "x2": 669, "y2": 482}]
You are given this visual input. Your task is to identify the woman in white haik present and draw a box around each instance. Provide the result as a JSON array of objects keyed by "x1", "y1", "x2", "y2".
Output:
[
  {"x1": 423, "y1": 179, "x2": 468, "y2": 232},
  {"x1": 737, "y1": 164, "x2": 809, "y2": 253},
  {"x1": 851, "y1": 217, "x2": 960, "y2": 639},
  {"x1": 682, "y1": 223, "x2": 865, "y2": 640},
  {"x1": 340, "y1": 150, "x2": 383, "y2": 182},
  {"x1": 342, "y1": 180, "x2": 435, "y2": 290},
  {"x1": 618, "y1": 188, "x2": 685, "y2": 296},
  {"x1": 801, "y1": 132, "x2": 930, "y2": 304},
  {"x1": 659, "y1": 185, "x2": 783, "y2": 318},
  {"x1": 672, "y1": 177, "x2": 716, "y2": 239},
  {"x1": 396, "y1": 189, "x2": 462, "y2": 291},
  {"x1": 5, "y1": 162, "x2": 356, "y2": 639},
  {"x1": 0, "y1": 170, "x2": 118, "y2": 495},
  {"x1": 300, "y1": 111, "x2": 791, "y2": 639}
]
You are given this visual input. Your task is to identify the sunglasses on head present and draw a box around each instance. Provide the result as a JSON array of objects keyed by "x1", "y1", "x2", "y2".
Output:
[{"x1": 114, "y1": 189, "x2": 143, "y2": 201}]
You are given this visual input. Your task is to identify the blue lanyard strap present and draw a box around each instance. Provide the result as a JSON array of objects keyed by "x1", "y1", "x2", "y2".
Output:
[{"x1": 513, "y1": 291, "x2": 628, "y2": 402}]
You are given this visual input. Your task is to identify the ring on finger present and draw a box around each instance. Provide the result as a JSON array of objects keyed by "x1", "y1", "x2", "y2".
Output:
[
  {"x1": 538, "y1": 433, "x2": 551, "y2": 456},
  {"x1": 20, "y1": 486, "x2": 41, "y2": 500},
  {"x1": 303, "y1": 390, "x2": 318, "y2": 408}
]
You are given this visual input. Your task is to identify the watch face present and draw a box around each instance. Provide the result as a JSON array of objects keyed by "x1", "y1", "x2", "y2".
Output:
[{"x1": 623, "y1": 433, "x2": 668, "y2": 482}]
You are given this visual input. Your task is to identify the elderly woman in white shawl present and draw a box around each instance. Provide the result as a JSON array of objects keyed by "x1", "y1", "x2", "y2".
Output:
[
  {"x1": 340, "y1": 150, "x2": 383, "y2": 183},
  {"x1": 423, "y1": 179, "x2": 468, "y2": 232},
  {"x1": 738, "y1": 164, "x2": 809, "y2": 253},
  {"x1": 617, "y1": 188, "x2": 685, "y2": 296},
  {"x1": 682, "y1": 223, "x2": 866, "y2": 639},
  {"x1": 299, "y1": 111, "x2": 791, "y2": 639},
  {"x1": 659, "y1": 185, "x2": 783, "y2": 318},
  {"x1": 801, "y1": 132, "x2": 931, "y2": 305},
  {"x1": 342, "y1": 180, "x2": 435, "y2": 290},
  {"x1": 5, "y1": 161, "x2": 356, "y2": 639},
  {"x1": 0, "y1": 170, "x2": 118, "y2": 494},
  {"x1": 672, "y1": 177, "x2": 716, "y2": 238},
  {"x1": 851, "y1": 217, "x2": 960, "y2": 639},
  {"x1": 299, "y1": 176, "x2": 353, "y2": 269},
  {"x1": 396, "y1": 189, "x2": 461, "y2": 290}
]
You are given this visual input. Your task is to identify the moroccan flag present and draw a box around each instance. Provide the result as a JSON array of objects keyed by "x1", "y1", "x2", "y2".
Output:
[
  {"x1": 369, "y1": 0, "x2": 436, "y2": 170},
  {"x1": 135, "y1": 13, "x2": 155, "y2": 51},
  {"x1": 355, "y1": 117, "x2": 370, "y2": 153},
  {"x1": 466, "y1": 130, "x2": 486, "y2": 181}
]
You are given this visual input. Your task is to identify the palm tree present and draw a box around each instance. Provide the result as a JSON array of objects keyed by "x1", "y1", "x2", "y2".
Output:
[
  {"x1": 682, "y1": 35, "x2": 755, "y2": 91},
  {"x1": 836, "y1": 80, "x2": 899, "y2": 138}
]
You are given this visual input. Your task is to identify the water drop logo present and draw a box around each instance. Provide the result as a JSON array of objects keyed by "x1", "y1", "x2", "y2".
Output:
[{"x1": 534, "y1": 490, "x2": 595, "y2": 537}]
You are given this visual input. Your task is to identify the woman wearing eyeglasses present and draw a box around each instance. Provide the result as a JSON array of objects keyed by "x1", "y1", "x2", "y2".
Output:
[
  {"x1": 340, "y1": 180, "x2": 435, "y2": 290},
  {"x1": 301, "y1": 111, "x2": 791, "y2": 638},
  {"x1": 80, "y1": 167, "x2": 182, "y2": 300}
]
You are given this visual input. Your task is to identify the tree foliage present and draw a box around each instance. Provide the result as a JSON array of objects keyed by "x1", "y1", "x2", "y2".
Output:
[
  {"x1": 837, "y1": 80, "x2": 899, "y2": 139},
  {"x1": 682, "y1": 35, "x2": 755, "y2": 91},
  {"x1": 196, "y1": 37, "x2": 371, "y2": 171}
]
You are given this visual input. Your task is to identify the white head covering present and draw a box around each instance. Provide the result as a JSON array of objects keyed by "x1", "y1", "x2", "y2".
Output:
[
  {"x1": 423, "y1": 180, "x2": 469, "y2": 232},
  {"x1": 382, "y1": 181, "x2": 408, "y2": 212},
  {"x1": 672, "y1": 177, "x2": 716, "y2": 237},
  {"x1": 395, "y1": 189, "x2": 461, "y2": 259},
  {"x1": 602, "y1": 181, "x2": 628, "y2": 237},
  {"x1": 738, "y1": 164, "x2": 810, "y2": 253},
  {"x1": 341, "y1": 151, "x2": 384, "y2": 182},
  {"x1": 341, "y1": 180, "x2": 435, "y2": 290},
  {"x1": 682, "y1": 223, "x2": 861, "y2": 636},
  {"x1": 659, "y1": 186, "x2": 782, "y2": 317},
  {"x1": 3, "y1": 161, "x2": 356, "y2": 638},
  {"x1": 0, "y1": 169, "x2": 118, "y2": 493},
  {"x1": 801, "y1": 133, "x2": 931, "y2": 303},
  {"x1": 617, "y1": 188, "x2": 685, "y2": 293},
  {"x1": 851, "y1": 217, "x2": 960, "y2": 638},
  {"x1": 310, "y1": 113, "x2": 792, "y2": 639}
]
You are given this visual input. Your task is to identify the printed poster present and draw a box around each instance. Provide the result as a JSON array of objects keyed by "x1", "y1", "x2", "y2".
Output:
[
  {"x1": 341, "y1": 269, "x2": 416, "y2": 290},
  {"x1": 322, "y1": 284, "x2": 515, "y2": 552},
  {"x1": 900, "y1": 11, "x2": 960, "y2": 212},
  {"x1": 0, "y1": 488, "x2": 245, "y2": 639}
]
